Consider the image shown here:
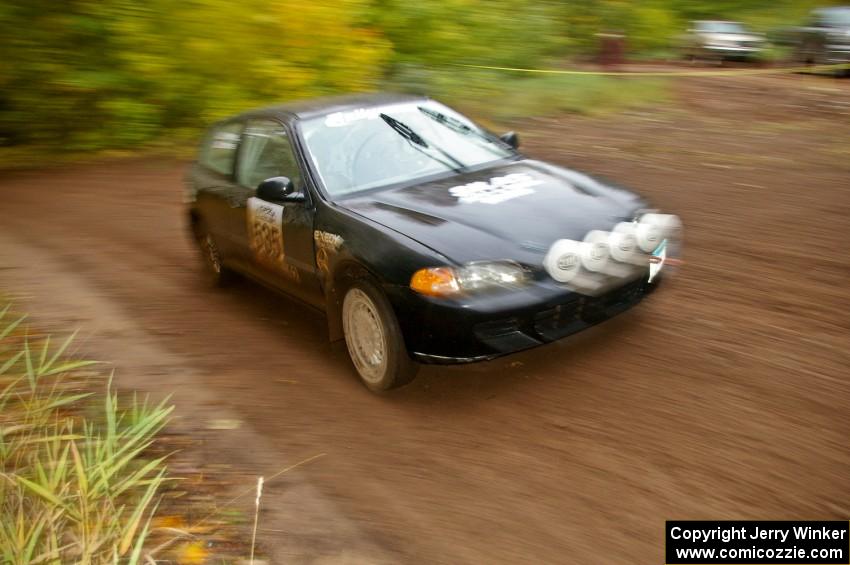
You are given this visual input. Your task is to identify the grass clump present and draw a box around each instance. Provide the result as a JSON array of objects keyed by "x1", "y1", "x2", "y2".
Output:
[{"x1": 0, "y1": 304, "x2": 174, "y2": 564}]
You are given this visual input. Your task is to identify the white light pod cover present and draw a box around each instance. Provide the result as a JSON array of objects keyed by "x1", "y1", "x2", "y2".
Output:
[
  {"x1": 636, "y1": 213, "x2": 672, "y2": 252},
  {"x1": 543, "y1": 239, "x2": 583, "y2": 283},
  {"x1": 609, "y1": 222, "x2": 638, "y2": 263},
  {"x1": 662, "y1": 214, "x2": 683, "y2": 242},
  {"x1": 581, "y1": 230, "x2": 610, "y2": 272}
]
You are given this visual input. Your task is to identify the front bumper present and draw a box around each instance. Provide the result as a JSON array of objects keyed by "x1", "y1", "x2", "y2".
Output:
[
  {"x1": 387, "y1": 274, "x2": 658, "y2": 364},
  {"x1": 825, "y1": 44, "x2": 850, "y2": 64}
]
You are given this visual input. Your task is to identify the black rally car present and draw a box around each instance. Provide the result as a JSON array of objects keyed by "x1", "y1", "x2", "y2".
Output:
[{"x1": 187, "y1": 93, "x2": 681, "y2": 391}]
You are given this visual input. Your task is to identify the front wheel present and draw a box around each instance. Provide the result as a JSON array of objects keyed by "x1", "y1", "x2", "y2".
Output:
[{"x1": 342, "y1": 281, "x2": 418, "y2": 392}]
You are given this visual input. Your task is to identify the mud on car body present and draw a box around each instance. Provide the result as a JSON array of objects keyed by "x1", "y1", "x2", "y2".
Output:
[{"x1": 186, "y1": 93, "x2": 682, "y2": 392}]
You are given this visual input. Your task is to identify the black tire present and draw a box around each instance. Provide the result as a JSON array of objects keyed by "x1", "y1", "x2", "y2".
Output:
[
  {"x1": 794, "y1": 44, "x2": 816, "y2": 72},
  {"x1": 341, "y1": 279, "x2": 418, "y2": 392},
  {"x1": 192, "y1": 220, "x2": 236, "y2": 287}
]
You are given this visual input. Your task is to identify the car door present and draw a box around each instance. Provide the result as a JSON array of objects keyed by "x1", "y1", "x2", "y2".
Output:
[
  {"x1": 801, "y1": 12, "x2": 828, "y2": 63},
  {"x1": 232, "y1": 118, "x2": 323, "y2": 307},
  {"x1": 193, "y1": 120, "x2": 244, "y2": 257}
]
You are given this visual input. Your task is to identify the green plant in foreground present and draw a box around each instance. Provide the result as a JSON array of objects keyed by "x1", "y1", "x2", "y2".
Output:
[{"x1": 0, "y1": 305, "x2": 174, "y2": 564}]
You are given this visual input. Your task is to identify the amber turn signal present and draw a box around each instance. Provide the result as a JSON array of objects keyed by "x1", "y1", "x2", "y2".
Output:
[{"x1": 410, "y1": 267, "x2": 460, "y2": 297}]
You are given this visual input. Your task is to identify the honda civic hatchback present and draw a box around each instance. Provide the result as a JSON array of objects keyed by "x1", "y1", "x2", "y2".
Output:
[{"x1": 186, "y1": 93, "x2": 681, "y2": 392}]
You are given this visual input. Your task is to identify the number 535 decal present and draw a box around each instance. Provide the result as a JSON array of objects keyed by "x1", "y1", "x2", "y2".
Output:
[{"x1": 247, "y1": 197, "x2": 285, "y2": 269}]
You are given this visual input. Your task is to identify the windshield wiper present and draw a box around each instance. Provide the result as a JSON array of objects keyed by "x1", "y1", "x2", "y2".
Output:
[
  {"x1": 379, "y1": 113, "x2": 466, "y2": 173},
  {"x1": 417, "y1": 106, "x2": 514, "y2": 156}
]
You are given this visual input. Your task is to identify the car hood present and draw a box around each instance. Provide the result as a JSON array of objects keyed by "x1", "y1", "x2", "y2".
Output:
[{"x1": 338, "y1": 160, "x2": 644, "y2": 265}]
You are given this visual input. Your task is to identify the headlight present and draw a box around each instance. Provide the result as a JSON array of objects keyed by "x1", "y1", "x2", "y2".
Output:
[
  {"x1": 456, "y1": 261, "x2": 527, "y2": 290},
  {"x1": 410, "y1": 261, "x2": 528, "y2": 297}
]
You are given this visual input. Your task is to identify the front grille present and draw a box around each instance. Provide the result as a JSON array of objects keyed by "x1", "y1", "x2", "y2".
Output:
[
  {"x1": 582, "y1": 277, "x2": 646, "y2": 322},
  {"x1": 534, "y1": 299, "x2": 583, "y2": 335},
  {"x1": 534, "y1": 278, "x2": 646, "y2": 340},
  {"x1": 474, "y1": 318, "x2": 541, "y2": 352}
]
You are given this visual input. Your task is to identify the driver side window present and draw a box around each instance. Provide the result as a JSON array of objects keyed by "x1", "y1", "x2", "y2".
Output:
[{"x1": 237, "y1": 119, "x2": 302, "y2": 191}]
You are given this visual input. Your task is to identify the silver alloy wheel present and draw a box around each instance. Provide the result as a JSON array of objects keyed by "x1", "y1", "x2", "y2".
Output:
[
  {"x1": 342, "y1": 288, "x2": 388, "y2": 385},
  {"x1": 204, "y1": 234, "x2": 222, "y2": 274}
]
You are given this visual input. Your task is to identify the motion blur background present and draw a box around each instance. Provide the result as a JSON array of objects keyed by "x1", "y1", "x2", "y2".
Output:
[
  {"x1": 0, "y1": 0, "x2": 845, "y2": 156},
  {"x1": 1, "y1": 1, "x2": 849, "y2": 564}
]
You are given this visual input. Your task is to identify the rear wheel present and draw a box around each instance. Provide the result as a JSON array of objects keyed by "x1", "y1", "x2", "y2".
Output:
[
  {"x1": 193, "y1": 221, "x2": 235, "y2": 287},
  {"x1": 342, "y1": 280, "x2": 418, "y2": 391}
]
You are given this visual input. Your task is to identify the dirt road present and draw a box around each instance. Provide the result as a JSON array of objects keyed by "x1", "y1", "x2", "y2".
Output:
[{"x1": 1, "y1": 75, "x2": 848, "y2": 563}]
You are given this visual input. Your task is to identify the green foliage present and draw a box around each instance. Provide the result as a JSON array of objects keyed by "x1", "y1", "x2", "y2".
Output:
[
  {"x1": 391, "y1": 67, "x2": 667, "y2": 123},
  {"x1": 0, "y1": 0, "x2": 845, "y2": 153},
  {"x1": 0, "y1": 0, "x2": 392, "y2": 150},
  {"x1": 372, "y1": 0, "x2": 565, "y2": 67},
  {"x1": 0, "y1": 305, "x2": 174, "y2": 564}
]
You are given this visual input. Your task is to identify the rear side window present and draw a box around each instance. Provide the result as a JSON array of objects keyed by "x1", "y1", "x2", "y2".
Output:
[{"x1": 200, "y1": 121, "x2": 242, "y2": 176}]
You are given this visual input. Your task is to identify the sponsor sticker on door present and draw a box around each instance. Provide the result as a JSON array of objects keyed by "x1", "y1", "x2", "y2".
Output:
[{"x1": 247, "y1": 197, "x2": 285, "y2": 269}]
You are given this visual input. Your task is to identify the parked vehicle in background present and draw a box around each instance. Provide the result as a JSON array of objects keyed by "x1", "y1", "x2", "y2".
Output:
[
  {"x1": 681, "y1": 20, "x2": 766, "y2": 62},
  {"x1": 793, "y1": 6, "x2": 850, "y2": 71}
]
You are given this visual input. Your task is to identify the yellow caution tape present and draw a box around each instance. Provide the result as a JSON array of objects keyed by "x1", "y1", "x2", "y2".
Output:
[{"x1": 451, "y1": 62, "x2": 850, "y2": 77}]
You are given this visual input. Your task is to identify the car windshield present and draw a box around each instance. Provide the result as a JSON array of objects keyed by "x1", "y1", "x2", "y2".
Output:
[
  {"x1": 299, "y1": 101, "x2": 516, "y2": 197},
  {"x1": 697, "y1": 21, "x2": 747, "y2": 33},
  {"x1": 821, "y1": 8, "x2": 850, "y2": 27}
]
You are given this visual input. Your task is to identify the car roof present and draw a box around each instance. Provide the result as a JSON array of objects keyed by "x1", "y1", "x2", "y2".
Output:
[
  {"x1": 815, "y1": 6, "x2": 850, "y2": 15},
  {"x1": 235, "y1": 92, "x2": 429, "y2": 122}
]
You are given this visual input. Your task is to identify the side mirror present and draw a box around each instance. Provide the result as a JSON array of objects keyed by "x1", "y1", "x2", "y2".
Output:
[
  {"x1": 256, "y1": 176, "x2": 304, "y2": 203},
  {"x1": 500, "y1": 131, "x2": 519, "y2": 150}
]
